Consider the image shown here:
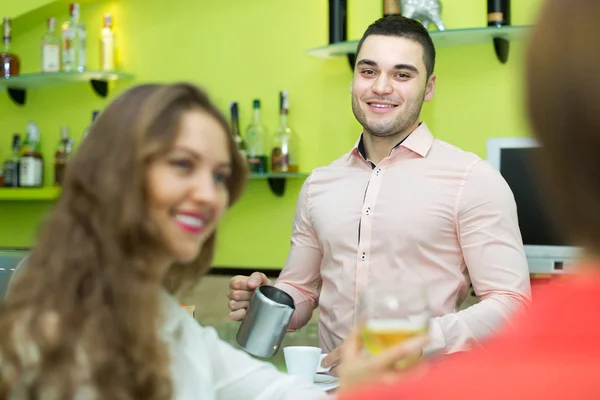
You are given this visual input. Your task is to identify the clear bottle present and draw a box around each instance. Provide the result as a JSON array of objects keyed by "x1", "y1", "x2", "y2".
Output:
[
  {"x1": 82, "y1": 110, "x2": 100, "y2": 141},
  {"x1": 229, "y1": 102, "x2": 247, "y2": 160},
  {"x1": 3, "y1": 134, "x2": 21, "y2": 187},
  {"x1": 245, "y1": 99, "x2": 268, "y2": 174},
  {"x1": 54, "y1": 126, "x2": 73, "y2": 186},
  {"x1": 99, "y1": 13, "x2": 116, "y2": 71},
  {"x1": 0, "y1": 17, "x2": 20, "y2": 78},
  {"x1": 61, "y1": 3, "x2": 86, "y2": 72},
  {"x1": 271, "y1": 91, "x2": 298, "y2": 173},
  {"x1": 20, "y1": 122, "x2": 44, "y2": 188},
  {"x1": 41, "y1": 17, "x2": 61, "y2": 72}
]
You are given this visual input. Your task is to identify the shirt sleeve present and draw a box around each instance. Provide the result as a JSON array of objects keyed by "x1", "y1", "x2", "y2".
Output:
[
  {"x1": 274, "y1": 174, "x2": 324, "y2": 331},
  {"x1": 425, "y1": 159, "x2": 532, "y2": 355}
]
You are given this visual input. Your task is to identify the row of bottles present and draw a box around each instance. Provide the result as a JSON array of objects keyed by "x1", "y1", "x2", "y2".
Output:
[
  {"x1": 0, "y1": 111, "x2": 99, "y2": 188},
  {"x1": 230, "y1": 91, "x2": 299, "y2": 174},
  {"x1": 0, "y1": 2, "x2": 117, "y2": 78}
]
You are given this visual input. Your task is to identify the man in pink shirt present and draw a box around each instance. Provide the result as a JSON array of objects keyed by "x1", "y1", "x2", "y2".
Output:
[{"x1": 227, "y1": 15, "x2": 530, "y2": 371}]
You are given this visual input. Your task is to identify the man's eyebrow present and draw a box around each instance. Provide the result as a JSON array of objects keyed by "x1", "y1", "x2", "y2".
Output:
[
  {"x1": 357, "y1": 59, "x2": 378, "y2": 68},
  {"x1": 393, "y1": 64, "x2": 419, "y2": 74},
  {"x1": 356, "y1": 59, "x2": 419, "y2": 74}
]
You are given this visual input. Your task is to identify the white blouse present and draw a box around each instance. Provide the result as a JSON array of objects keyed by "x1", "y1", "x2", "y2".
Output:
[{"x1": 161, "y1": 293, "x2": 330, "y2": 400}]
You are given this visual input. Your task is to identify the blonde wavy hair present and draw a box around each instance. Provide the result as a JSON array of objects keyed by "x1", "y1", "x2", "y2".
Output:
[{"x1": 0, "y1": 83, "x2": 248, "y2": 399}]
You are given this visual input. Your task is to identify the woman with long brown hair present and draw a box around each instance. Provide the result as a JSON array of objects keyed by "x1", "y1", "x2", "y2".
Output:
[
  {"x1": 337, "y1": 0, "x2": 600, "y2": 398},
  {"x1": 0, "y1": 83, "x2": 328, "y2": 399}
]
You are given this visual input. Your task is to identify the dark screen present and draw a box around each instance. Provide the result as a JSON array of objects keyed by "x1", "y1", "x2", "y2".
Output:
[{"x1": 499, "y1": 147, "x2": 567, "y2": 246}]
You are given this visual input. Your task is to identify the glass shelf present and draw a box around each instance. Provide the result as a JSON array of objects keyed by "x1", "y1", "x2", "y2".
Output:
[
  {"x1": 0, "y1": 70, "x2": 134, "y2": 105},
  {"x1": 250, "y1": 172, "x2": 309, "y2": 197},
  {"x1": 0, "y1": 173, "x2": 310, "y2": 200},
  {"x1": 306, "y1": 25, "x2": 532, "y2": 58},
  {"x1": 249, "y1": 172, "x2": 309, "y2": 180},
  {"x1": 0, "y1": 187, "x2": 61, "y2": 201},
  {"x1": 0, "y1": 70, "x2": 133, "y2": 90}
]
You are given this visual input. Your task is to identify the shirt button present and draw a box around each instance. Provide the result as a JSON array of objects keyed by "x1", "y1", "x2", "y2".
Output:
[
  {"x1": 375, "y1": 169, "x2": 381, "y2": 175},
  {"x1": 361, "y1": 252, "x2": 366, "y2": 261},
  {"x1": 365, "y1": 207, "x2": 371, "y2": 215}
]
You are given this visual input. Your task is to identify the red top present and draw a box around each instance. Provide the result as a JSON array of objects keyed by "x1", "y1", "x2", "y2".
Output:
[{"x1": 340, "y1": 273, "x2": 600, "y2": 399}]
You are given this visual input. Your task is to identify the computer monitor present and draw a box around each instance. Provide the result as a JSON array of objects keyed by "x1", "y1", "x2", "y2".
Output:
[{"x1": 486, "y1": 137, "x2": 582, "y2": 274}]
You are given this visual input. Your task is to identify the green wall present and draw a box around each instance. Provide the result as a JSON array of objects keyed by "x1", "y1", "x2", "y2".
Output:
[{"x1": 0, "y1": 0, "x2": 543, "y2": 269}]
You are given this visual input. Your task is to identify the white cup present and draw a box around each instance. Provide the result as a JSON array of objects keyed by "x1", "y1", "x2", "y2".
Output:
[{"x1": 283, "y1": 346, "x2": 322, "y2": 383}]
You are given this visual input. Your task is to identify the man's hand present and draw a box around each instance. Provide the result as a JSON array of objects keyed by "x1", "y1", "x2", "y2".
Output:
[
  {"x1": 227, "y1": 272, "x2": 272, "y2": 321},
  {"x1": 337, "y1": 328, "x2": 428, "y2": 393}
]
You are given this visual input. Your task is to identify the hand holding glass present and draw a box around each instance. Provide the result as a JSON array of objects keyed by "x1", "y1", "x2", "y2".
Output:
[{"x1": 358, "y1": 284, "x2": 429, "y2": 367}]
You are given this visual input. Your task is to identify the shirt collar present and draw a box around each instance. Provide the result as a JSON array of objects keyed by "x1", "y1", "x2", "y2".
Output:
[{"x1": 347, "y1": 121, "x2": 435, "y2": 163}]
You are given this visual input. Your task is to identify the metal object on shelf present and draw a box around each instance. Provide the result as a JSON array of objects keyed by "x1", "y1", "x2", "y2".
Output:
[{"x1": 399, "y1": 0, "x2": 446, "y2": 31}]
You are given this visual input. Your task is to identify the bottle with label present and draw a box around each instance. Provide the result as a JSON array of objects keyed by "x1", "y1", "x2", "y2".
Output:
[
  {"x1": 271, "y1": 91, "x2": 298, "y2": 173},
  {"x1": 20, "y1": 122, "x2": 44, "y2": 188},
  {"x1": 82, "y1": 110, "x2": 100, "y2": 141},
  {"x1": 383, "y1": 0, "x2": 401, "y2": 16},
  {"x1": 99, "y1": 13, "x2": 116, "y2": 71},
  {"x1": 0, "y1": 17, "x2": 20, "y2": 78},
  {"x1": 3, "y1": 134, "x2": 20, "y2": 187},
  {"x1": 54, "y1": 126, "x2": 73, "y2": 186},
  {"x1": 229, "y1": 102, "x2": 247, "y2": 160},
  {"x1": 487, "y1": 0, "x2": 510, "y2": 26},
  {"x1": 61, "y1": 3, "x2": 86, "y2": 72},
  {"x1": 41, "y1": 17, "x2": 60, "y2": 72},
  {"x1": 245, "y1": 99, "x2": 268, "y2": 174}
]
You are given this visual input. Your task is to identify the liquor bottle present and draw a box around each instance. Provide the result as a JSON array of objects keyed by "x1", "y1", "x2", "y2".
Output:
[
  {"x1": 82, "y1": 110, "x2": 100, "y2": 140},
  {"x1": 383, "y1": 0, "x2": 401, "y2": 17},
  {"x1": 487, "y1": 0, "x2": 510, "y2": 27},
  {"x1": 245, "y1": 99, "x2": 268, "y2": 174},
  {"x1": 3, "y1": 134, "x2": 20, "y2": 187},
  {"x1": 229, "y1": 102, "x2": 247, "y2": 160},
  {"x1": 61, "y1": 3, "x2": 86, "y2": 72},
  {"x1": 329, "y1": 0, "x2": 347, "y2": 44},
  {"x1": 0, "y1": 18, "x2": 20, "y2": 78},
  {"x1": 54, "y1": 126, "x2": 73, "y2": 186},
  {"x1": 271, "y1": 91, "x2": 298, "y2": 173},
  {"x1": 41, "y1": 17, "x2": 61, "y2": 72},
  {"x1": 99, "y1": 13, "x2": 116, "y2": 71},
  {"x1": 20, "y1": 122, "x2": 44, "y2": 188}
]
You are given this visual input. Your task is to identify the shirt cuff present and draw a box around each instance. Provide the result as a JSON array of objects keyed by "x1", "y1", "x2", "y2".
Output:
[{"x1": 423, "y1": 318, "x2": 446, "y2": 358}]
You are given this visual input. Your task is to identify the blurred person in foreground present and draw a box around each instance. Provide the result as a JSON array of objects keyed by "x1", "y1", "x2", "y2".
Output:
[
  {"x1": 336, "y1": 0, "x2": 600, "y2": 397},
  {"x1": 0, "y1": 83, "x2": 336, "y2": 399}
]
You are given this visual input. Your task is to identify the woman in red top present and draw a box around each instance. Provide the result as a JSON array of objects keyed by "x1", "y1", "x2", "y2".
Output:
[{"x1": 337, "y1": 0, "x2": 600, "y2": 398}]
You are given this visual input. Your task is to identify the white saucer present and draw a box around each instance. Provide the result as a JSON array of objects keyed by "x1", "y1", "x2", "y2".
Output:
[{"x1": 314, "y1": 373, "x2": 338, "y2": 385}]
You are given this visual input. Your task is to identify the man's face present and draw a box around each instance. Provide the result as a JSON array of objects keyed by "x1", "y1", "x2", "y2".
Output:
[{"x1": 351, "y1": 35, "x2": 436, "y2": 138}]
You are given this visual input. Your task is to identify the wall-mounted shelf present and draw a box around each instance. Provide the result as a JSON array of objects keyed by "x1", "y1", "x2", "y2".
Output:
[
  {"x1": 0, "y1": 187, "x2": 61, "y2": 201},
  {"x1": 307, "y1": 25, "x2": 532, "y2": 66},
  {"x1": 0, "y1": 70, "x2": 134, "y2": 106},
  {"x1": 0, "y1": 173, "x2": 310, "y2": 200},
  {"x1": 249, "y1": 172, "x2": 309, "y2": 197}
]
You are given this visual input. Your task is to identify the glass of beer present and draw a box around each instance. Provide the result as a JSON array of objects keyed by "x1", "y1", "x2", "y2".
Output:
[{"x1": 358, "y1": 284, "x2": 429, "y2": 363}]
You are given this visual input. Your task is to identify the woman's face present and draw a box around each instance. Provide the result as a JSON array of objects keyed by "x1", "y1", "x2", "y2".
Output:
[{"x1": 146, "y1": 109, "x2": 232, "y2": 264}]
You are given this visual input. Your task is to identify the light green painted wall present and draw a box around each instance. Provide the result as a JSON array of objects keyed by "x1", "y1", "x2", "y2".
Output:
[
  {"x1": 0, "y1": 0, "x2": 543, "y2": 269},
  {"x1": 1, "y1": 0, "x2": 56, "y2": 19}
]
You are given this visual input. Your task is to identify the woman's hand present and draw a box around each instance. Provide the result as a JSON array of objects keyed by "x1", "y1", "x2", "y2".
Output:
[{"x1": 337, "y1": 328, "x2": 429, "y2": 394}]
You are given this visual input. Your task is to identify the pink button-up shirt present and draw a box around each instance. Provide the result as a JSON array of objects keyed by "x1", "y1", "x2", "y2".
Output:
[{"x1": 274, "y1": 122, "x2": 531, "y2": 355}]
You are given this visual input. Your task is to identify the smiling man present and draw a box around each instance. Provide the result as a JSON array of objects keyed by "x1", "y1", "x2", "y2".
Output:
[{"x1": 228, "y1": 16, "x2": 531, "y2": 372}]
